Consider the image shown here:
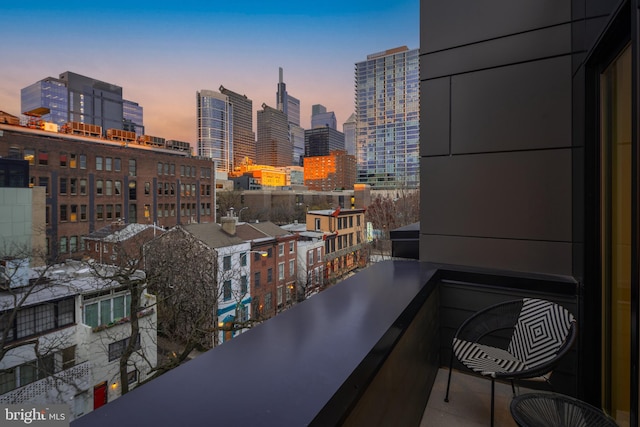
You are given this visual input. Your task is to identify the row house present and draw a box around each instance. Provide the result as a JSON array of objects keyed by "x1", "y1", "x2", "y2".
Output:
[
  {"x1": 235, "y1": 220, "x2": 298, "y2": 320},
  {"x1": 306, "y1": 208, "x2": 367, "y2": 282},
  {"x1": 0, "y1": 122, "x2": 215, "y2": 261},
  {"x1": 0, "y1": 261, "x2": 157, "y2": 421}
]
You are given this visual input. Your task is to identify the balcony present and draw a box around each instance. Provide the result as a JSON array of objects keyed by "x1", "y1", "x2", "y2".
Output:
[{"x1": 72, "y1": 260, "x2": 578, "y2": 427}]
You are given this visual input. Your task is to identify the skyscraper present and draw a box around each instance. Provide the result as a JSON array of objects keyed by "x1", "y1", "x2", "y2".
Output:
[
  {"x1": 256, "y1": 104, "x2": 291, "y2": 168},
  {"x1": 343, "y1": 113, "x2": 357, "y2": 156},
  {"x1": 220, "y1": 85, "x2": 255, "y2": 168},
  {"x1": 197, "y1": 90, "x2": 232, "y2": 172},
  {"x1": 355, "y1": 46, "x2": 419, "y2": 188},
  {"x1": 21, "y1": 72, "x2": 142, "y2": 136},
  {"x1": 304, "y1": 127, "x2": 345, "y2": 157},
  {"x1": 123, "y1": 100, "x2": 144, "y2": 137},
  {"x1": 311, "y1": 104, "x2": 337, "y2": 130},
  {"x1": 276, "y1": 67, "x2": 300, "y2": 127}
]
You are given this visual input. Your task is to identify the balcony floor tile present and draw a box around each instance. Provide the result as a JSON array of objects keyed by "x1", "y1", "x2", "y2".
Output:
[{"x1": 422, "y1": 368, "x2": 533, "y2": 427}]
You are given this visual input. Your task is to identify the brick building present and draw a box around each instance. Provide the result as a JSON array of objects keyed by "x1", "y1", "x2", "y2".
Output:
[
  {"x1": 0, "y1": 123, "x2": 215, "y2": 260},
  {"x1": 235, "y1": 221, "x2": 298, "y2": 320},
  {"x1": 303, "y1": 150, "x2": 356, "y2": 191}
]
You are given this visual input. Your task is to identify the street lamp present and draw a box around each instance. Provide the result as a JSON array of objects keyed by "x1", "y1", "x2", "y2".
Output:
[{"x1": 238, "y1": 206, "x2": 249, "y2": 222}]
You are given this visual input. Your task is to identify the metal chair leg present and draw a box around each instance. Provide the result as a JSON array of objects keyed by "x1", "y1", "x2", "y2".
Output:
[
  {"x1": 490, "y1": 378, "x2": 495, "y2": 427},
  {"x1": 444, "y1": 350, "x2": 455, "y2": 402}
]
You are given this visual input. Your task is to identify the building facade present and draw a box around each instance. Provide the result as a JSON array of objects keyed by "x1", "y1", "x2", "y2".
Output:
[
  {"x1": 311, "y1": 104, "x2": 337, "y2": 130},
  {"x1": 306, "y1": 208, "x2": 367, "y2": 282},
  {"x1": 342, "y1": 113, "x2": 357, "y2": 156},
  {"x1": 0, "y1": 123, "x2": 215, "y2": 261},
  {"x1": 219, "y1": 85, "x2": 255, "y2": 169},
  {"x1": 304, "y1": 127, "x2": 345, "y2": 158},
  {"x1": 304, "y1": 150, "x2": 356, "y2": 191},
  {"x1": 197, "y1": 90, "x2": 232, "y2": 172},
  {"x1": 421, "y1": 0, "x2": 640, "y2": 423},
  {"x1": 256, "y1": 104, "x2": 292, "y2": 167},
  {"x1": 21, "y1": 72, "x2": 141, "y2": 137},
  {"x1": 355, "y1": 46, "x2": 419, "y2": 189}
]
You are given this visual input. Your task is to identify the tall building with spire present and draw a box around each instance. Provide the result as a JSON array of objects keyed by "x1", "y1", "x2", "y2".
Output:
[
  {"x1": 197, "y1": 90, "x2": 232, "y2": 172},
  {"x1": 355, "y1": 46, "x2": 419, "y2": 188},
  {"x1": 276, "y1": 67, "x2": 303, "y2": 165},
  {"x1": 219, "y1": 85, "x2": 255, "y2": 168}
]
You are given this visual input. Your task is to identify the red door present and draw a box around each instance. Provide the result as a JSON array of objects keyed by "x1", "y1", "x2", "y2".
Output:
[{"x1": 93, "y1": 382, "x2": 107, "y2": 409}]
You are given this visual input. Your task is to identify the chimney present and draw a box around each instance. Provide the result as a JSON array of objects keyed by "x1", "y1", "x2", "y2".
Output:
[{"x1": 221, "y1": 216, "x2": 236, "y2": 235}]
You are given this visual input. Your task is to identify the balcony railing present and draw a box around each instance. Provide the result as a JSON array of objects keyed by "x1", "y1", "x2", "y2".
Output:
[
  {"x1": 1, "y1": 361, "x2": 91, "y2": 405},
  {"x1": 72, "y1": 261, "x2": 579, "y2": 427}
]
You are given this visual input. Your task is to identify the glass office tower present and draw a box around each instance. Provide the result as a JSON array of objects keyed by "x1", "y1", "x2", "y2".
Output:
[
  {"x1": 123, "y1": 100, "x2": 144, "y2": 137},
  {"x1": 220, "y1": 85, "x2": 255, "y2": 169},
  {"x1": 355, "y1": 46, "x2": 420, "y2": 189},
  {"x1": 20, "y1": 78, "x2": 68, "y2": 127},
  {"x1": 197, "y1": 90, "x2": 233, "y2": 172}
]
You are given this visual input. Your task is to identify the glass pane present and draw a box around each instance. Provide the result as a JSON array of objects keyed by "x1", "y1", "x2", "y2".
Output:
[
  {"x1": 100, "y1": 300, "x2": 111, "y2": 325},
  {"x1": 84, "y1": 303, "x2": 98, "y2": 328},
  {"x1": 600, "y1": 44, "x2": 631, "y2": 425},
  {"x1": 113, "y1": 296, "x2": 125, "y2": 320}
]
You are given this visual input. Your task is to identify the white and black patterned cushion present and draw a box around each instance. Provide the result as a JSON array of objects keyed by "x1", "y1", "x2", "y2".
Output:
[
  {"x1": 508, "y1": 298, "x2": 575, "y2": 370},
  {"x1": 453, "y1": 298, "x2": 575, "y2": 378}
]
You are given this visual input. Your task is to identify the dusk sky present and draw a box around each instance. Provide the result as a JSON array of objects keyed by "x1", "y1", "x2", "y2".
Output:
[{"x1": 0, "y1": 1, "x2": 419, "y2": 142}]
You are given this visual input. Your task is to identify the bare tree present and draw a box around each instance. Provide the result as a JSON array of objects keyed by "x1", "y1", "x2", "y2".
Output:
[{"x1": 143, "y1": 227, "x2": 218, "y2": 377}]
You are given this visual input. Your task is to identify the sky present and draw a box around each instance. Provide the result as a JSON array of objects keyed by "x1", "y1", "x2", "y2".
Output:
[{"x1": 0, "y1": 1, "x2": 419, "y2": 143}]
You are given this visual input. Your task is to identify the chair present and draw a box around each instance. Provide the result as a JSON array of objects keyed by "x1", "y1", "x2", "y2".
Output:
[
  {"x1": 444, "y1": 298, "x2": 577, "y2": 426},
  {"x1": 510, "y1": 392, "x2": 618, "y2": 426}
]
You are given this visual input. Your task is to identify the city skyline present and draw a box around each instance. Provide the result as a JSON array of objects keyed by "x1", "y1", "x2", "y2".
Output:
[{"x1": 0, "y1": 1, "x2": 419, "y2": 143}]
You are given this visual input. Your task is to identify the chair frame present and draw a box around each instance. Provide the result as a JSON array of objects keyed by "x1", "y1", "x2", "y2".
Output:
[{"x1": 444, "y1": 299, "x2": 577, "y2": 426}]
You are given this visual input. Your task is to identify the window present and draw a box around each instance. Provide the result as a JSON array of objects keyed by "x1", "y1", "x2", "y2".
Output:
[
  {"x1": 267, "y1": 268, "x2": 273, "y2": 283},
  {"x1": 24, "y1": 149, "x2": 35, "y2": 165},
  {"x1": 240, "y1": 276, "x2": 248, "y2": 294},
  {"x1": 289, "y1": 242, "x2": 295, "y2": 254},
  {"x1": 70, "y1": 236, "x2": 78, "y2": 252},
  {"x1": 115, "y1": 180, "x2": 122, "y2": 196},
  {"x1": 79, "y1": 154, "x2": 87, "y2": 169},
  {"x1": 96, "y1": 205, "x2": 104, "y2": 220},
  {"x1": 129, "y1": 181, "x2": 136, "y2": 200},
  {"x1": 129, "y1": 159, "x2": 136, "y2": 176},
  {"x1": 278, "y1": 244, "x2": 284, "y2": 257},
  {"x1": 277, "y1": 286, "x2": 283, "y2": 306},
  {"x1": 164, "y1": 163, "x2": 169, "y2": 175},
  {"x1": 80, "y1": 205, "x2": 87, "y2": 221},
  {"x1": 115, "y1": 204, "x2": 122, "y2": 219},
  {"x1": 105, "y1": 157, "x2": 112, "y2": 171},
  {"x1": 278, "y1": 263, "x2": 284, "y2": 280},
  {"x1": 106, "y1": 205, "x2": 113, "y2": 220},
  {"x1": 114, "y1": 158, "x2": 121, "y2": 171},
  {"x1": 308, "y1": 250, "x2": 314, "y2": 265},
  {"x1": 223, "y1": 255, "x2": 231, "y2": 271},
  {"x1": 144, "y1": 182, "x2": 150, "y2": 195},
  {"x1": 180, "y1": 165, "x2": 185, "y2": 176},
  {"x1": 289, "y1": 259, "x2": 295, "y2": 277},
  {"x1": 70, "y1": 205, "x2": 78, "y2": 222},
  {"x1": 315, "y1": 218, "x2": 321, "y2": 230},
  {"x1": 60, "y1": 205, "x2": 68, "y2": 222},
  {"x1": 96, "y1": 156, "x2": 103, "y2": 171},
  {"x1": 267, "y1": 248, "x2": 273, "y2": 258},
  {"x1": 254, "y1": 272, "x2": 261, "y2": 287},
  {"x1": 70, "y1": 178, "x2": 77, "y2": 195},
  {"x1": 59, "y1": 178, "x2": 67, "y2": 195},
  {"x1": 170, "y1": 164, "x2": 175, "y2": 175},
  {"x1": 96, "y1": 179, "x2": 103, "y2": 195},
  {"x1": 316, "y1": 248, "x2": 321, "y2": 259},
  {"x1": 357, "y1": 215, "x2": 361, "y2": 227},
  {"x1": 157, "y1": 162, "x2": 163, "y2": 175},
  {"x1": 223, "y1": 280, "x2": 232, "y2": 301},
  {"x1": 105, "y1": 180, "x2": 112, "y2": 196},
  {"x1": 127, "y1": 370, "x2": 138, "y2": 384},
  {"x1": 349, "y1": 216, "x2": 353, "y2": 228},
  {"x1": 60, "y1": 153, "x2": 68, "y2": 167},
  {"x1": 265, "y1": 292, "x2": 272, "y2": 311},
  {"x1": 80, "y1": 179, "x2": 87, "y2": 195},
  {"x1": 38, "y1": 150, "x2": 48, "y2": 166},
  {"x1": 84, "y1": 294, "x2": 131, "y2": 329},
  {"x1": 240, "y1": 252, "x2": 247, "y2": 266},
  {"x1": 38, "y1": 177, "x2": 49, "y2": 194},
  {"x1": 7, "y1": 298, "x2": 74, "y2": 342},
  {"x1": 69, "y1": 153, "x2": 77, "y2": 168},
  {"x1": 108, "y1": 335, "x2": 140, "y2": 362}
]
